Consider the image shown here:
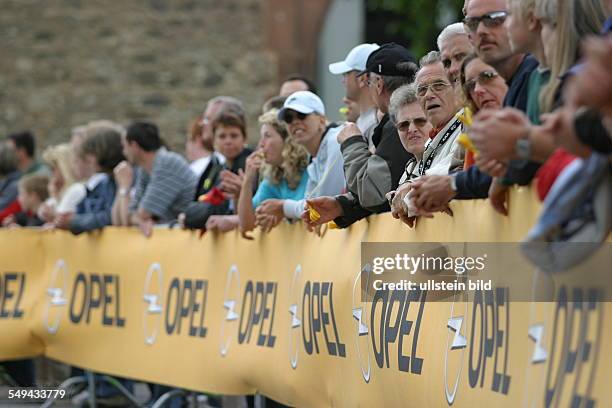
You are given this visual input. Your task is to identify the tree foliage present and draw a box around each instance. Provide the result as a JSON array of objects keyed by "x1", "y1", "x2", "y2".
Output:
[{"x1": 366, "y1": 0, "x2": 465, "y2": 57}]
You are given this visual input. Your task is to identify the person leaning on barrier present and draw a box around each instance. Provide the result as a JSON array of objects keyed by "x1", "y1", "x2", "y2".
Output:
[
  {"x1": 180, "y1": 110, "x2": 253, "y2": 232},
  {"x1": 237, "y1": 109, "x2": 309, "y2": 236},
  {"x1": 466, "y1": 0, "x2": 607, "y2": 199},
  {"x1": 256, "y1": 91, "x2": 346, "y2": 231},
  {"x1": 37, "y1": 143, "x2": 87, "y2": 225},
  {"x1": 112, "y1": 121, "x2": 197, "y2": 237},
  {"x1": 384, "y1": 84, "x2": 434, "y2": 224},
  {"x1": 303, "y1": 43, "x2": 417, "y2": 229},
  {"x1": 55, "y1": 121, "x2": 125, "y2": 234},
  {"x1": 401, "y1": 54, "x2": 510, "y2": 217},
  {"x1": 2, "y1": 173, "x2": 49, "y2": 228},
  {"x1": 386, "y1": 51, "x2": 464, "y2": 226}
]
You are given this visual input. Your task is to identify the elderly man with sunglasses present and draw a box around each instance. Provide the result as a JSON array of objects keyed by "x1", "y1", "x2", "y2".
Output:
[{"x1": 387, "y1": 51, "x2": 464, "y2": 225}]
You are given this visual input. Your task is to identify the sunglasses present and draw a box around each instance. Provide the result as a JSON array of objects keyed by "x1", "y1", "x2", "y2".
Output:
[
  {"x1": 416, "y1": 81, "x2": 451, "y2": 97},
  {"x1": 282, "y1": 110, "x2": 308, "y2": 124},
  {"x1": 463, "y1": 11, "x2": 508, "y2": 32},
  {"x1": 396, "y1": 117, "x2": 428, "y2": 132},
  {"x1": 464, "y1": 70, "x2": 499, "y2": 94}
]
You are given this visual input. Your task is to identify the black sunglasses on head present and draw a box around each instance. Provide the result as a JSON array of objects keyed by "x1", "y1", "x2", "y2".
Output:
[
  {"x1": 463, "y1": 11, "x2": 508, "y2": 32},
  {"x1": 282, "y1": 110, "x2": 308, "y2": 124}
]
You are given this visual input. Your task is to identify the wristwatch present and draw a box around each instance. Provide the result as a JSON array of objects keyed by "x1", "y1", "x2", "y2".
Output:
[
  {"x1": 515, "y1": 128, "x2": 531, "y2": 160},
  {"x1": 118, "y1": 188, "x2": 129, "y2": 197}
]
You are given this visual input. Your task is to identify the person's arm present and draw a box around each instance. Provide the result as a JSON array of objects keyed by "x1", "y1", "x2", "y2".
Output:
[
  {"x1": 453, "y1": 167, "x2": 492, "y2": 199},
  {"x1": 237, "y1": 174, "x2": 259, "y2": 233},
  {"x1": 282, "y1": 198, "x2": 305, "y2": 220},
  {"x1": 69, "y1": 184, "x2": 115, "y2": 235},
  {"x1": 340, "y1": 123, "x2": 411, "y2": 210},
  {"x1": 137, "y1": 161, "x2": 185, "y2": 222},
  {"x1": 237, "y1": 151, "x2": 265, "y2": 232},
  {"x1": 112, "y1": 187, "x2": 131, "y2": 226},
  {"x1": 333, "y1": 193, "x2": 373, "y2": 228}
]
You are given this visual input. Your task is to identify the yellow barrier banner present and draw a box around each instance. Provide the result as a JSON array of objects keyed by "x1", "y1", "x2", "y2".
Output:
[{"x1": 1, "y1": 188, "x2": 611, "y2": 407}]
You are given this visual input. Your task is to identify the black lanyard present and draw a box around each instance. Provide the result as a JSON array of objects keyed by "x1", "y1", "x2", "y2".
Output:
[{"x1": 418, "y1": 118, "x2": 461, "y2": 175}]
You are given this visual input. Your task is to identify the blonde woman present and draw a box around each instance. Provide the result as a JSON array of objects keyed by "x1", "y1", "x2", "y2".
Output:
[
  {"x1": 238, "y1": 109, "x2": 309, "y2": 234},
  {"x1": 38, "y1": 143, "x2": 86, "y2": 223}
]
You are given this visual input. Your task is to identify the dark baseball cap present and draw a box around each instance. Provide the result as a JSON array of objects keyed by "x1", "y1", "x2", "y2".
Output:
[{"x1": 361, "y1": 43, "x2": 417, "y2": 77}]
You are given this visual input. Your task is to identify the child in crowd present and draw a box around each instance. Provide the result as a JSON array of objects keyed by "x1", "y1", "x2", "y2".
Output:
[{"x1": 3, "y1": 174, "x2": 50, "y2": 227}]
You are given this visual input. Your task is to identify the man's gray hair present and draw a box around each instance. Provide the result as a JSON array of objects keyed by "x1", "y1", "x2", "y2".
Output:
[
  {"x1": 419, "y1": 50, "x2": 442, "y2": 69},
  {"x1": 436, "y1": 23, "x2": 468, "y2": 50},
  {"x1": 388, "y1": 83, "x2": 419, "y2": 124},
  {"x1": 206, "y1": 96, "x2": 245, "y2": 116}
]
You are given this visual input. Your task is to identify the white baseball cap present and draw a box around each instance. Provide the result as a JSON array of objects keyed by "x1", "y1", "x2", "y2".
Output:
[
  {"x1": 328, "y1": 43, "x2": 380, "y2": 75},
  {"x1": 278, "y1": 91, "x2": 326, "y2": 121}
]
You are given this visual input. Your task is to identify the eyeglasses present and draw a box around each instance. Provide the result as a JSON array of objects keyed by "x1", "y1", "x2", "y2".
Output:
[
  {"x1": 463, "y1": 11, "x2": 508, "y2": 32},
  {"x1": 282, "y1": 110, "x2": 308, "y2": 124},
  {"x1": 463, "y1": 70, "x2": 499, "y2": 93},
  {"x1": 396, "y1": 117, "x2": 428, "y2": 132},
  {"x1": 416, "y1": 81, "x2": 451, "y2": 97}
]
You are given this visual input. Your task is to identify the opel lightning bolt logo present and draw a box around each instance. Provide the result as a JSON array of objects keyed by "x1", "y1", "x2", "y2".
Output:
[
  {"x1": 43, "y1": 259, "x2": 69, "y2": 335},
  {"x1": 219, "y1": 264, "x2": 240, "y2": 357},
  {"x1": 528, "y1": 323, "x2": 547, "y2": 364},
  {"x1": 352, "y1": 263, "x2": 372, "y2": 383},
  {"x1": 288, "y1": 264, "x2": 302, "y2": 369},
  {"x1": 143, "y1": 263, "x2": 163, "y2": 345},
  {"x1": 447, "y1": 317, "x2": 467, "y2": 350},
  {"x1": 444, "y1": 290, "x2": 469, "y2": 405}
]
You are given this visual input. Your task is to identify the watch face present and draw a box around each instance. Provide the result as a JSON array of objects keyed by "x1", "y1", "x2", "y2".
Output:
[{"x1": 516, "y1": 138, "x2": 531, "y2": 160}]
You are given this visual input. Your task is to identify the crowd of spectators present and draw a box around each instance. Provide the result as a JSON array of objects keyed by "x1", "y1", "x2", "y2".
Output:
[
  {"x1": 0, "y1": 0, "x2": 608, "y2": 268},
  {"x1": 1, "y1": 0, "x2": 611, "y2": 404}
]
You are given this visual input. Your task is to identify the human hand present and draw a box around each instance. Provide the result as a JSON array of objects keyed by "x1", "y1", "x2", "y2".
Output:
[
  {"x1": 255, "y1": 199, "x2": 285, "y2": 220},
  {"x1": 336, "y1": 122, "x2": 362, "y2": 144},
  {"x1": 38, "y1": 203, "x2": 56, "y2": 222},
  {"x1": 245, "y1": 150, "x2": 264, "y2": 179},
  {"x1": 113, "y1": 161, "x2": 134, "y2": 189},
  {"x1": 488, "y1": 178, "x2": 510, "y2": 216},
  {"x1": 470, "y1": 108, "x2": 531, "y2": 162},
  {"x1": 410, "y1": 175, "x2": 456, "y2": 213},
  {"x1": 54, "y1": 212, "x2": 74, "y2": 230},
  {"x1": 219, "y1": 169, "x2": 244, "y2": 200},
  {"x1": 254, "y1": 213, "x2": 281, "y2": 233},
  {"x1": 206, "y1": 215, "x2": 238, "y2": 233},
  {"x1": 301, "y1": 197, "x2": 343, "y2": 228},
  {"x1": 475, "y1": 156, "x2": 508, "y2": 178}
]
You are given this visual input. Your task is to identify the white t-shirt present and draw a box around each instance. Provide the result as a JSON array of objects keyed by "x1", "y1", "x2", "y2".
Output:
[{"x1": 57, "y1": 183, "x2": 87, "y2": 213}]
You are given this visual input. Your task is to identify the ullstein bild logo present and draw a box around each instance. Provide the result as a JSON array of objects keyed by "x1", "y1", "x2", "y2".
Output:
[
  {"x1": 219, "y1": 264, "x2": 240, "y2": 357},
  {"x1": 352, "y1": 264, "x2": 372, "y2": 383},
  {"x1": 288, "y1": 264, "x2": 302, "y2": 369},
  {"x1": 43, "y1": 259, "x2": 69, "y2": 335},
  {"x1": 142, "y1": 262, "x2": 164, "y2": 345}
]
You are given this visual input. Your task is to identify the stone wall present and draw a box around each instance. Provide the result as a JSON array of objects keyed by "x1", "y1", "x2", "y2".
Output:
[{"x1": 0, "y1": 0, "x2": 279, "y2": 153}]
